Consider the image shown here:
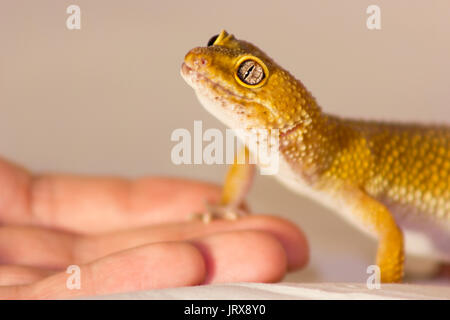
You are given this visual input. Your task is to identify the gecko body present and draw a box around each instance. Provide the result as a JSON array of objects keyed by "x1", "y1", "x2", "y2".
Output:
[{"x1": 181, "y1": 30, "x2": 450, "y2": 282}]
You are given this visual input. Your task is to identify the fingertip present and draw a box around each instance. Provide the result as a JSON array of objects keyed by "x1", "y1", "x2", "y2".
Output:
[
  {"x1": 267, "y1": 216, "x2": 310, "y2": 271},
  {"x1": 191, "y1": 231, "x2": 288, "y2": 284},
  {"x1": 88, "y1": 242, "x2": 207, "y2": 291},
  {"x1": 231, "y1": 215, "x2": 310, "y2": 271},
  {"x1": 246, "y1": 231, "x2": 288, "y2": 283},
  {"x1": 170, "y1": 242, "x2": 207, "y2": 286}
]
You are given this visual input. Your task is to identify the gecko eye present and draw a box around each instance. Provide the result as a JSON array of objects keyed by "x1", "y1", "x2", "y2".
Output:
[
  {"x1": 236, "y1": 59, "x2": 265, "y2": 86},
  {"x1": 207, "y1": 34, "x2": 219, "y2": 46}
]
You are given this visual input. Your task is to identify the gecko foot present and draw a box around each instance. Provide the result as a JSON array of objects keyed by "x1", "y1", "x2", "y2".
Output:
[{"x1": 189, "y1": 202, "x2": 249, "y2": 224}]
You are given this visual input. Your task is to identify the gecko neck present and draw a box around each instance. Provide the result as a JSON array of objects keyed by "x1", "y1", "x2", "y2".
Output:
[{"x1": 278, "y1": 95, "x2": 348, "y2": 183}]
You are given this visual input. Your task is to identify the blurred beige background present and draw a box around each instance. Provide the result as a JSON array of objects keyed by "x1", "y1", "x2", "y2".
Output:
[{"x1": 0, "y1": 0, "x2": 449, "y2": 283}]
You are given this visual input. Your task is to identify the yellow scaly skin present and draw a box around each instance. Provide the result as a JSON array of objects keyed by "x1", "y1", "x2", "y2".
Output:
[{"x1": 181, "y1": 30, "x2": 450, "y2": 283}]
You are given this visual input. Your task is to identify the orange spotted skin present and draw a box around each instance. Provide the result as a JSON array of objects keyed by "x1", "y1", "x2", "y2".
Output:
[
  {"x1": 181, "y1": 30, "x2": 450, "y2": 283},
  {"x1": 283, "y1": 115, "x2": 450, "y2": 219}
]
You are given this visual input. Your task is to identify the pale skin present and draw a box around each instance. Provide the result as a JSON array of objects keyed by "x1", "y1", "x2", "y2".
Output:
[{"x1": 0, "y1": 157, "x2": 309, "y2": 299}]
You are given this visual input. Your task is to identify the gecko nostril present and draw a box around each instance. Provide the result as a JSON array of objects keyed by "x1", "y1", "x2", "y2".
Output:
[{"x1": 200, "y1": 58, "x2": 207, "y2": 66}]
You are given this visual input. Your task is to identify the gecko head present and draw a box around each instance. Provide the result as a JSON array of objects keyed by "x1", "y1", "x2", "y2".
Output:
[{"x1": 181, "y1": 30, "x2": 318, "y2": 132}]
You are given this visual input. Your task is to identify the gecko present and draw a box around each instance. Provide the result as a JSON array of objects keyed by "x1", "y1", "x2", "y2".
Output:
[{"x1": 180, "y1": 30, "x2": 450, "y2": 283}]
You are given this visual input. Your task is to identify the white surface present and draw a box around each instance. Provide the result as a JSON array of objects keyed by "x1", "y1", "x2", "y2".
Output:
[{"x1": 90, "y1": 282, "x2": 450, "y2": 300}]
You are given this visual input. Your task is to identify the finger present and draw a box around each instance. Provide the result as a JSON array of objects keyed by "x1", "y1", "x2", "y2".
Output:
[
  {"x1": 0, "y1": 226, "x2": 75, "y2": 270},
  {"x1": 191, "y1": 231, "x2": 288, "y2": 284},
  {"x1": 0, "y1": 265, "x2": 54, "y2": 286},
  {"x1": 1, "y1": 242, "x2": 206, "y2": 299},
  {"x1": 0, "y1": 215, "x2": 308, "y2": 271},
  {"x1": 87, "y1": 215, "x2": 309, "y2": 271},
  {"x1": 2, "y1": 231, "x2": 287, "y2": 298},
  {"x1": 0, "y1": 157, "x2": 221, "y2": 233}
]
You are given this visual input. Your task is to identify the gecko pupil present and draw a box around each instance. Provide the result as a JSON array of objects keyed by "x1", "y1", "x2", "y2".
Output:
[
  {"x1": 237, "y1": 60, "x2": 265, "y2": 85},
  {"x1": 207, "y1": 34, "x2": 219, "y2": 46},
  {"x1": 244, "y1": 65, "x2": 255, "y2": 79}
]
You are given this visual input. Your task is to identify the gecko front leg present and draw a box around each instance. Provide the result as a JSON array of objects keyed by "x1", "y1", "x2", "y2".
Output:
[
  {"x1": 192, "y1": 147, "x2": 256, "y2": 223},
  {"x1": 343, "y1": 186, "x2": 405, "y2": 283}
]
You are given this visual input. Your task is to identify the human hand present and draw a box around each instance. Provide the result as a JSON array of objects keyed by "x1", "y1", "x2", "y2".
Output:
[{"x1": 0, "y1": 157, "x2": 309, "y2": 299}]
